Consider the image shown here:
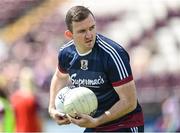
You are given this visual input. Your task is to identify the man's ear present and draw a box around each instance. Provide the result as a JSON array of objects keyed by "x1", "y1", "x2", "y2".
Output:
[{"x1": 64, "y1": 30, "x2": 73, "y2": 40}]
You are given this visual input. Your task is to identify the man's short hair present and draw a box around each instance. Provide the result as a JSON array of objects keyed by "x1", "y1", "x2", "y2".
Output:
[{"x1": 65, "y1": 6, "x2": 94, "y2": 32}]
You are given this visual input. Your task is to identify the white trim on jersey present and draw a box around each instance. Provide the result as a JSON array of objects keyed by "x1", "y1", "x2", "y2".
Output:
[
  {"x1": 98, "y1": 42, "x2": 123, "y2": 79},
  {"x1": 97, "y1": 35, "x2": 129, "y2": 80},
  {"x1": 130, "y1": 127, "x2": 138, "y2": 133},
  {"x1": 60, "y1": 40, "x2": 74, "y2": 51}
]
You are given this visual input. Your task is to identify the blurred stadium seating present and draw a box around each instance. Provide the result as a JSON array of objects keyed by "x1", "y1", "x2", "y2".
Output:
[{"x1": 0, "y1": 0, "x2": 180, "y2": 132}]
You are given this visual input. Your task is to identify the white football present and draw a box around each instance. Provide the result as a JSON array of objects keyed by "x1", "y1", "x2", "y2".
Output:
[
  {"x1": 63, "y1": 87, "x2": 98, "y2": 117},
  {"x1": 55, "y1": 86, "x2": 71, "y2": 113}
]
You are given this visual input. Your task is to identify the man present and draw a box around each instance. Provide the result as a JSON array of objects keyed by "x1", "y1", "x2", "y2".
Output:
[{"x1": 48, "y1": 5, "x2": 144, "y2": 132}]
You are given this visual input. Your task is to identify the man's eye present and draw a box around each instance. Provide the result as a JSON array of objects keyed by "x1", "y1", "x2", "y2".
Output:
[
  {"x1": 78, "y1": 30, "x2": 86, "y2": 33},
  {"x1": 89, "y1": 26, "x2": 95, "y2": 31}
]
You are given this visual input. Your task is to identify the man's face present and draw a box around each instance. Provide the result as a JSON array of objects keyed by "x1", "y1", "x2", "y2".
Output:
[{"x1": 71, "y1": 14, "x2": 96, "y2": 53}]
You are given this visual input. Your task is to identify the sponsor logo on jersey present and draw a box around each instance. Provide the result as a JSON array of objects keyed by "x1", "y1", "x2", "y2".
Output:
[
  {"x1": 70, "y1": 73, "x2": 104, "y2": 87},
  {"x1": 80, "y1": 60, "x2": 88, "y2": 70}
]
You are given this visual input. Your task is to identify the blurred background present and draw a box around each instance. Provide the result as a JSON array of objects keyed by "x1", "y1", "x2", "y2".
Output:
[{"x1": 0, "y1": 0, "x2": 180, "y2": 132}]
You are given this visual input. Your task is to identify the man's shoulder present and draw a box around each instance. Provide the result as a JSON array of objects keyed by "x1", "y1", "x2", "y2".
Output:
[
  {"x1": 59, "y1": 40, "x2": 74, "y2": 51},
  {"x1": 58, "y1": 40, "x2": 75, "y2": 55},
  {"x1": 96, "y1": 34, "x2": 126, "y2": 52}
]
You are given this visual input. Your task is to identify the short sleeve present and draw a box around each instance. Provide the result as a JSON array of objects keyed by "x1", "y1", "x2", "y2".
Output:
[
  {"x1": 107, "y1": 49, "x2": 133, "y2": 87},
  {"x1": 58, "y1": 49, "x2": 68, "y2": 73}
]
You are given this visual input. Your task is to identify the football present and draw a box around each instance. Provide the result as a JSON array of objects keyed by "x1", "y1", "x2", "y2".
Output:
[
  {"x1": 63, "y1": 87, "x2": 98, "y2": 117},
  {"x1": 55, "y1": 86, "x2": 71, "y2": 113}
]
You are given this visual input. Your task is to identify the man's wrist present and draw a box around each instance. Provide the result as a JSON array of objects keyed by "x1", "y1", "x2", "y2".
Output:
[
  {"x1": 95, "y1": 111, "x2": 112, "y2": 127},
  {"x1": 105, "y1": 111, "x2": 111, "y2": 118},
  {"x1": 48, "y1": 106, "x2": 55, "y2": 114},
  {"x1": 48, "y1": 107, "x2": 57, "y2": 119}
]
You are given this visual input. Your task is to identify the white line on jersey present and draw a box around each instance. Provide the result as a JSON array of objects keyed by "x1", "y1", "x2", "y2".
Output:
[
  {"x1": 97, "y1": 35, "x2": 128, "y2": 80},
  {"x1": 60, "y1": 40, "x2": 74, "y2": 51}
]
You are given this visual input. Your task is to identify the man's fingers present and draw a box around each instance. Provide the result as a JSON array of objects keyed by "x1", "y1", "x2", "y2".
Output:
[
  {"x1": 56, "y1": 118, "x2": 71, "y2": 125},
  {"x1": 76, "y1": 113, "x2": 86, "y2": 118},
  {"x1": 54, "y1": 112, "x2": 67, "y2": 120},
  {"x1": 75, "y1": 113, "x2": 90, "y2": 119},
  {"x1": 66, "y1": 114, "x2": 73, "y2": 122},
  {"x1": 58, "y1": 112, "x2": 66, "y2": 117}
]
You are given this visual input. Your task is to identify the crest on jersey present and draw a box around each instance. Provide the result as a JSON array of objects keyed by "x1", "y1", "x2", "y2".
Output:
[{"x1": 80, "y1": 60, "x2": 88, "y2": 70}]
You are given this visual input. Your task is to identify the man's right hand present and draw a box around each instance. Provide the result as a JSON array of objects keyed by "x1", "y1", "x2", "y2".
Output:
[{"x1": 49, "y1": 108, "x2": 71, "y2": 125}]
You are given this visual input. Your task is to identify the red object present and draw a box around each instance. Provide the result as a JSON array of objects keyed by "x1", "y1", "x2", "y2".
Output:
[{"x1": 10, "y1": 89, "x2": 42, "y2": 132}]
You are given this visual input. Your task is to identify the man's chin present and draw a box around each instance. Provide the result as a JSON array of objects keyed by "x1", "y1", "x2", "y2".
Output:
[
  {"x1": 87, "y1": 42, "x2": 95, "y2": 47},
  {"x1": 87, "y1": 44, "x2": 94, "y2": 49}
]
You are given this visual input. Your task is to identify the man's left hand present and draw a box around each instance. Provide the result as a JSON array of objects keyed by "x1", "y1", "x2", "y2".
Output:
[{"x1": 67, "y1": 113, "x2": 99, "y2": 128}]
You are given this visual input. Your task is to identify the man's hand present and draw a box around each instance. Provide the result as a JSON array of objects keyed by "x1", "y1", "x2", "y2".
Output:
[
  {"x1": 49, "y1": 108, "x2": 71, "y2": 125},
  {"x1": 67, "y1": 113, "x2": 99, "y2": 128}
]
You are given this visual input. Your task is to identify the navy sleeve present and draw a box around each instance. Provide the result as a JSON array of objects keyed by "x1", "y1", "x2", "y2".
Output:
[
  {"x1": 58, "y1": 49, "x2": 68, "y2": 73},
  {"x1": 107, "y1": 48, "x2": 133, "y2": 87}
]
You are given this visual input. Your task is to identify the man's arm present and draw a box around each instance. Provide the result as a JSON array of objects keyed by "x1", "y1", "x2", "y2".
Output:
[
  {"x1": 48, "y1": 68, "x2": 69, "y2": 112},
  {"x1": 68, "y1": 80, "x2": 137, "y2": 128},
  {"x1": 48, "y1": 68, "x2": 71, "y2": 125},
  {"x1": 95, "y1": 80, "x2": 137, "y2": 126}
]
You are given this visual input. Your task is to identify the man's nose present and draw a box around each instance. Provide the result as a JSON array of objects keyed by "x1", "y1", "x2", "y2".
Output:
[{"x1": 85, "y1": 30, "x2": 92, "y2": 38}]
